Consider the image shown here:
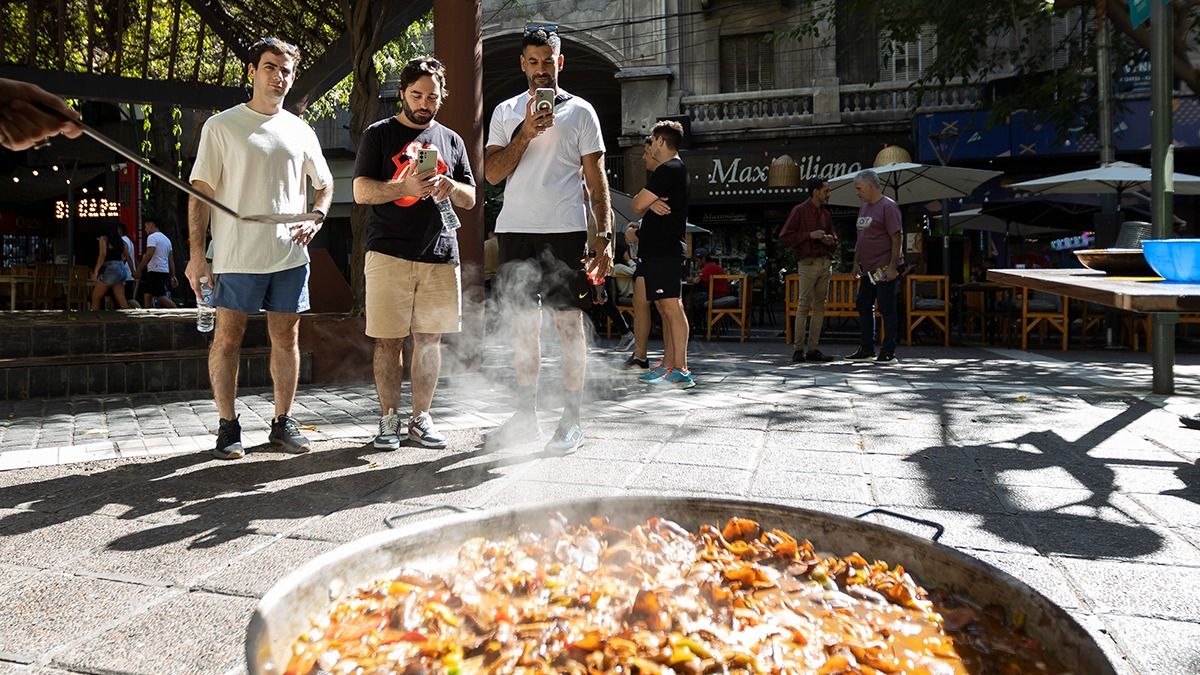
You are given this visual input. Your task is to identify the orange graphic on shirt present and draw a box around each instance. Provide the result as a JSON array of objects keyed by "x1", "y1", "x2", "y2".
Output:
[{"x1": 391, "y1": 140, "x2": 449, "y2": 207}]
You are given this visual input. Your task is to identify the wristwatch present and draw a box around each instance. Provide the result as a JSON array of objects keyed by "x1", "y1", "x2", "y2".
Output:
[
  {"x1": 595, "y1": 231, "x2": 612, "y2": 241},
  {"x1": 312, "y1": 208, "x2": 327, "y2": 223}
]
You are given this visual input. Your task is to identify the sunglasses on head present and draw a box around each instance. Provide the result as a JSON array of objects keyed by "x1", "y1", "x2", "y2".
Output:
[{"x1": 524, "y1": 23, "x2": 559, "y2": 37}]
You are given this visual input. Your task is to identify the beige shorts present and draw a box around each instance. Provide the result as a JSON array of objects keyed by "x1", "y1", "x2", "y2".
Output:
[{"x1": 365, "y1": 251, "x2": 462, "y2": 338}]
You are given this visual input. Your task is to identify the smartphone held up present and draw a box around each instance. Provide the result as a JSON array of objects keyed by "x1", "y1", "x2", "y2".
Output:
[{"x1": 534, "y1": 88, "x2": 555, "y2": 127}]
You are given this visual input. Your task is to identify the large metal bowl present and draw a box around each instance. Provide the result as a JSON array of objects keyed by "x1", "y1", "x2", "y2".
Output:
[{"x1": 246, "y1": 497, "x2": 1117, "y2": 674}]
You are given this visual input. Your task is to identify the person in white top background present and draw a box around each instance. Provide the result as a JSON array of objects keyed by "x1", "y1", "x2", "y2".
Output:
[
  {"x1": 185, "y1": 37, "x2": 333, "y2": 460},
  {"x1": 134, "y1": 215, "x2": 177, "y2": 308},
  {"x1": 482, "y1": 25, "x2": 613, "y2": 453}
]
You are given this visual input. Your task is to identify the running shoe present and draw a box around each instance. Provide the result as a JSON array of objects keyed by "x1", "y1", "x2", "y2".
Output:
[
  {"x1": 845, "y1": 347, "x2": 875, "y2": 360},
  {"x1": 483, "y1": 410, "x2": 541, "y2": 450},
  {"x1": 805, "y1": 349, "x2": 834, "y2": 363},
  {"x1": 373, "y1": 408, "x2": 405, "y2": 450},
  {"x1": 268, "y1": 414, "x2": 312, "y2": 454},
  {"x1": 212, "y1": 416, "x2": 245, "y2": 460},
  {"x1": 614, "y1": 331, "x2": 636, "y2": 352},
  {"x1": 876, "y1": 350, "x2": 896, "y2": 363},
  {"x1": 544, "y1": 418, "x2": 585, "y2": 453},
  {"x1": 663, "y1": 369, "x2": 696, "y2": 389},
  {"x1": 638, "y1": 365, "x2": 670, "y2": 383},
  {"x1": 409, "y1": 411, "x2": 448, "y2": 448}
]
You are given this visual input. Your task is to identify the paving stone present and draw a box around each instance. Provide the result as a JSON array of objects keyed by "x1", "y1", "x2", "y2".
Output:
[
  {"x1": 758, "y1": 449, "x2": 862, "y2": 475},
  {"x1": 857, "y1": 434, "x2": 940, "y2": 455},
  {"x1": 527, "y1": 456, "x2": 645, "y2": 487},
  {"x1": 869, "y1": 475, "x2": 1009, "y2": 513},
  {"x1": 0, "y1": 512, "x2": 150, "y2": 570},
  {"x1": 72, "y1": 522, "x2": 277, "y2": 588},
  {"x1": 1022, "y1": 514, "x2": 1200, "y2": 565},
  {"x1": 963, "y1": 549, "x2": 1086, "y2": 610},
  {"x1": 653, "y1": 442, "x2": 759, "y2": 470},
  {"x1": 0, "y1": 571, "x2": 165, "y2": 661},
  {"x1": 626, "y1": 463, "x2": 752, "y2": 495},
  {"x1": 197, "y1": 536, "x2": 340, "y2": 598},
  {"x1": 1101, "y1": 614, "x2": 1200, "y2": 675},
  {"x1": 764, "y1": 429, "x2": 861, "y2": 452},
  {"x1": 748, "y1": 469, "x2": 871, "y2": 504},
  {"x1": 53, "y1": 590, "x2": 255, "y2": 675},
  {"x1": 484, "y1": 480, "x2": 626, "y2": 509},
  {"x1": 1058, "y1": 557, "x2": 1200, "y2": 621}
]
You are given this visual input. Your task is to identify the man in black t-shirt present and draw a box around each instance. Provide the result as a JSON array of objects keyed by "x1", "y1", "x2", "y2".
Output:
[
  {"x1": 353, "y1": 56, "x2": 476, "y2": 451},
  {"x1": 628, "y1": 120, "x2": 694, "y2": 389}
]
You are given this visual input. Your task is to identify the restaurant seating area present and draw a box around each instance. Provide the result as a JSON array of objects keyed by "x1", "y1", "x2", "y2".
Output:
[{"x1": 0, "y1": 263, "x2": 97, "y2": 312}]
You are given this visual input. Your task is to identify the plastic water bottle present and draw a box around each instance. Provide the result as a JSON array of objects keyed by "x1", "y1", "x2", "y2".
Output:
[
  {"x1": 435, "y1": 196, "x2": 461, "y2": 230},
  {"x1": 196, "y1": 276, "x2": 215, "y2": 333},
  {"x1": 585, "y1": 254, "x2": 607, "y2": 305}
]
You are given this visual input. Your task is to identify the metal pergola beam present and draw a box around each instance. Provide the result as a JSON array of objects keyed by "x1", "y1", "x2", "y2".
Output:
[
  {"x1": 285, "y1": 0, "x2": 431, "y2": 113},
  {"x1": 0, "y1": 65, "x2": 244, "y2": 109}
]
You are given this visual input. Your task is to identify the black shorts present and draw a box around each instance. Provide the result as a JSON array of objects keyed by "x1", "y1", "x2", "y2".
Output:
[
  {"x1": 635, "y1": 255, "x2": 684, "y2": 300},
  {"x1": 497, "y1": 231, "x2": 591, "y2": 311},
  {"x1": 142, "y1": 271, "x2": 172, "y2": 297}
]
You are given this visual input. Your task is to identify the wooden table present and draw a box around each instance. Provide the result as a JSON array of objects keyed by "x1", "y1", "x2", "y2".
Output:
[
  {"x1": 0, "y1": 274, "x2": 35, "y2": 310},
  {"x1": 989, "y1": 268, "x2": 1200, "y2": 393}
]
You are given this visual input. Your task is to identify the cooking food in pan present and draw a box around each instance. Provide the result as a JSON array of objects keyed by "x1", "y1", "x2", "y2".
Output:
[{"x1": 283, "y1": 515, "x2": 1064, "y2": 674}]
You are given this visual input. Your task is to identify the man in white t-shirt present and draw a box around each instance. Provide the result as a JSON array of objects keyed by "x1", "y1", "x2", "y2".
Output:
[
  {"x1": 482, "y1": 26, "x2": 613, "y2": 453},
  {"x1": 134, "y1": 215, "x2": 177, "y2": 308},
  {"x1": 185, "y1": 37, "x2": 334, "y2": 460}
]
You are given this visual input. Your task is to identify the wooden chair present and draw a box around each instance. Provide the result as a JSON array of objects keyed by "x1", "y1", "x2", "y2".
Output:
[
  {"x1": 1125, "y1": 314, "x2": 1200, "y2": 352},
  {"x1": 31, "y1": 264, "x2": 61, "y2": 309},
  {"x1": 1020, "y1": 289, "x2": 1068, "y2": 351},
  {"x1": 905, "y1": 274, "x2": 950, "y2": 346},
  {"x1": 783, "y1": 274, "x2": 800, "y2": 344},
  {"x1": 705, "y1": 274, "x2": 750, "y2": 341}
]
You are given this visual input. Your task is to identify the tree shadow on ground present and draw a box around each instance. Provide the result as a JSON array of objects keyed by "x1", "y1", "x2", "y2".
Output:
[
  {"x1": 908, "y1": 399, "x2": 1172, "y2": 559},
  {"x1": 0, "y1": 436, "x2": 559, "y2": 554}
]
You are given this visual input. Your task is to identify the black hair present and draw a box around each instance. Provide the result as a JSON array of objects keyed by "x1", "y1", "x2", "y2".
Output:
[
  {"x1": 522, "y1": 27, "x2": 561, "y2": 55},
  {"x1": 398, "y1": 56, "x2": 448, "y2": 98},
  {"x1": 651, "y1": 120, "x2": 684, "y2": 151},
  {"x1": 807, "y1": 177, "x2": 827, "y2": 195},
  {"x1": 248, "y1": 37, "x2": 300, "y2": 69}
]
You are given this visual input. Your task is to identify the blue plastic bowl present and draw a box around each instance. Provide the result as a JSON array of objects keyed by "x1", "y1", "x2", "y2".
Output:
[{"x1": 1142, "y1": 239, "x2": 1200, "y2": 282}]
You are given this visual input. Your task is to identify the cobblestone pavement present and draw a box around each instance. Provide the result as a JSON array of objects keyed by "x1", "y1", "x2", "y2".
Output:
[{"x1": 0, "y1": 339, "x2": 1198, "y2": 674}]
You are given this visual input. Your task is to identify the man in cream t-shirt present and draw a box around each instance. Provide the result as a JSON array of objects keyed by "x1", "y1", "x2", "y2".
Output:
[
  {"x1": 185, "y1": 37, "x2": 333, "y2": 460},
  {"x1": 482, "y1": 26, "x2": 614, "y2": 453}
]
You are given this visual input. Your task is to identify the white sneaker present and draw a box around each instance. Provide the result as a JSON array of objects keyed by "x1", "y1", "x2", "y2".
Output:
[
  {"x1": 614, "y1": 331, "x2": 636, "y2": 352},
  {"x1": 373, "y1": 408, "x2": 405, "y2": 450},
  {"x1": 409, "y1": 411, "x2": 447, "y2": 448}
]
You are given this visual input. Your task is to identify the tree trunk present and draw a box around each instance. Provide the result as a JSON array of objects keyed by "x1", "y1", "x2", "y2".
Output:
[
  {"x1": 148, "y1": 104, "x2": 183, "y2": 250},
  {"x1": 340, "y1": 0, "x2": 386, "y2": 316}
]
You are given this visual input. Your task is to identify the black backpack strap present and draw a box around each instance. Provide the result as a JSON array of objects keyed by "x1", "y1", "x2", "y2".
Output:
[{"x1": 509, "y1": 93, "x2": 574, "y2": 142}]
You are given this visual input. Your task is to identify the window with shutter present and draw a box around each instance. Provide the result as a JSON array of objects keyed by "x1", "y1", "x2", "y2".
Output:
[
  {"x1": 720, "y1": 33, "x2": 774, "y2": 93},
  {"x1": 879, "y1": 25, "x2": 937, "y2": 83}
]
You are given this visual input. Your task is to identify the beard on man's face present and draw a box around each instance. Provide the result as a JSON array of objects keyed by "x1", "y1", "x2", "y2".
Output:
[
  {"x1": 527, "y1": 73, "x2": 557, "y2": 90},
  {"x1": 402, "y1": 98, "x2": 435, "y2": 125}
]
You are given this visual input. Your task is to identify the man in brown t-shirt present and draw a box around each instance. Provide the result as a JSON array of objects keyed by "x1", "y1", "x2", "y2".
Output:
[{"x1": 779, "y1": 178, "x2": 838, "y2": 363}]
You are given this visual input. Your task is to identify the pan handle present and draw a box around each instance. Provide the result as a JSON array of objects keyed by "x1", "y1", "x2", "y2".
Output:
[
  {"x1": 855, "y1": 508, "x2": 944, "y2": 542},
  {"x1": 384, "y1": 505, "x2": 472, "y2": 529}
]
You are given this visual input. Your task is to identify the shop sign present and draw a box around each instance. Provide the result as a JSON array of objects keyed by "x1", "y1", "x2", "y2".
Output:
[{"x1": 683, "y1": 134, "x2": 904, "y2": 204}]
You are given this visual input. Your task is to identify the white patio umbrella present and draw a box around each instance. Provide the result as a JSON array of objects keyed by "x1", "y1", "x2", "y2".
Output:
[
  {"x1": 948, "y1": 208, "x2": 1075, "y2": 238},
  {"x1": 610, "y1": 189, "x2": 711, "y2": 234},
  {"x1": 825, "y1": 162, "x2": 1003, "y2": 207},
  {"x1": 1009, "y1": 161, "x2": 1200, "y2": 196}
]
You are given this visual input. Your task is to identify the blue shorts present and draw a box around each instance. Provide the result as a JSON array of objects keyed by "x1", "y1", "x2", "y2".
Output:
[
  {"x1": 212, "y1": 264, "x2": 310, "y2": 314},
  {"x1": 98, "y1": 261, "x2": 131, "y2": 286}
]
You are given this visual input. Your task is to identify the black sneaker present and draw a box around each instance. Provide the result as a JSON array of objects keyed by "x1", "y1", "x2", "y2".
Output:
[
  {"x1": 805, "y1": 349, "x2": 834, "y2": 363},
  {"x1": 269, "y1": 414, "x2": 311, "y2": 454},
  {"x1": 623, "y1": 355, "x2": 649, "y2": 369},
  {"x1": 791, "y1": 350, "x2": 806, "y2": 363},
  {"x1": 212, "y1": 416, "x2": 245, "y2": 460},
  {"x1": 845, "y1": 348, "x2": 875, "y2": 360},
  {"x1": 483, "y1": 410, "x2": 541, "y2": 450},
  {"x1": 876, "y1": 350, "x2": 896, "y2": 363},
  {"x1": 1180, "y1": 414, "x2": 1200, "y2": 430}
]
